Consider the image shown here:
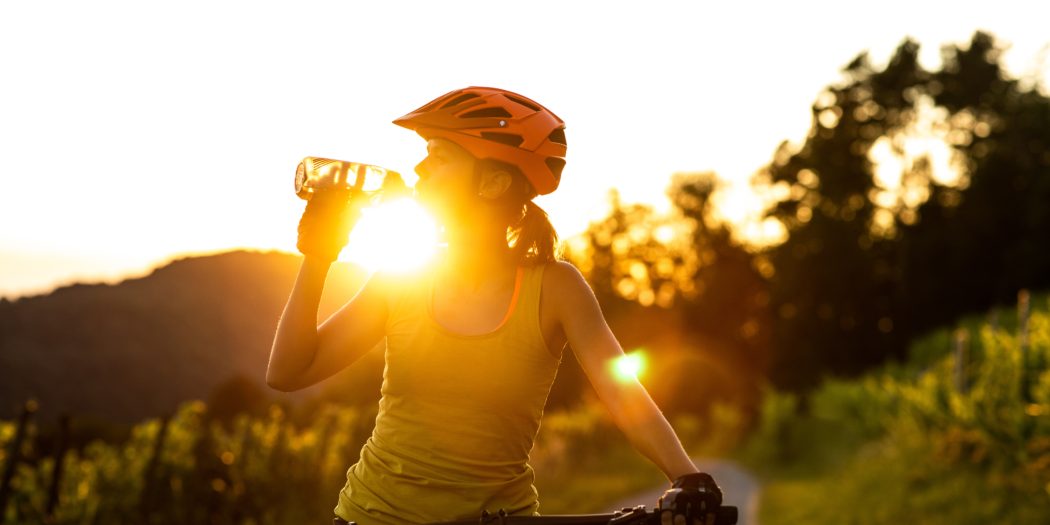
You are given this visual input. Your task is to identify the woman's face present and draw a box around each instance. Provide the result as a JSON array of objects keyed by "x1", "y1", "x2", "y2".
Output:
[{"x1": 414, "y1": 138, "x2": 478, "y2": 222}]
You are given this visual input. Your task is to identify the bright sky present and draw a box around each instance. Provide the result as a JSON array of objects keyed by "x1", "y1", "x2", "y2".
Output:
[{"x1": 1, "y1": 1, "x2": 1047, "y2": 299}]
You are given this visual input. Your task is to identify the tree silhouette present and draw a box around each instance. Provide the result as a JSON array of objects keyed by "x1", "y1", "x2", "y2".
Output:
[
  {"x1": 567, "y1": 174, "x2": 770, "y2": 416},
  {"x1": 750, "y1": 40, "x2": 925, "y2": 389},
  {"x1": 753, "y1": 31, "x2": 1050, "y2": 390},
  {"x1": 898, "y1": 32, "x2": 1050, "y2": 333}
]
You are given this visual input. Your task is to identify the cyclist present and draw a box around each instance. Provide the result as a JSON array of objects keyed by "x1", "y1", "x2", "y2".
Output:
[{"x1": 266, "y1": 87, "x2": 723, "y2": 525}]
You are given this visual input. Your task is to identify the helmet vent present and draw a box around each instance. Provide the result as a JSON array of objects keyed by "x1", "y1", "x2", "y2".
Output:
[
  {"x1": 505, "y1": 94, "x2": 542, "y2": 112},
  {"x1": 440, "y1": 93, "x2": 481, "y2": 109},
  {"x1": 480, "y1": 132, "x2": 525, "y2": 147},
  {"x1": 547, "y1": 128, "x2": 567, "y2": 146},
  {"x1": 461, "y1": 107, "x2": 513, "y2": 119}
]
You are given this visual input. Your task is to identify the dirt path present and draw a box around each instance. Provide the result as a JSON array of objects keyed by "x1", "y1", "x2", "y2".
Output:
[{"x1": 607, "y1": 458, "x2": 760, "y2": 525}]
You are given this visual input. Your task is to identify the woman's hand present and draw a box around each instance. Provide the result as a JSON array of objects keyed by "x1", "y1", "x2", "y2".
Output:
[
  {"x1": 658, "y1": 472, "x2": 723, "y2": 525},
  {"x1": 296, "y1": 187, "x2": 362, "y2": 263}
]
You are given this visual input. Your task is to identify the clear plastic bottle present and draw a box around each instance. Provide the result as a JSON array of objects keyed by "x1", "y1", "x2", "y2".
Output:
[{"x1": 294, "y1": 157, "x2": 408, "y2": 201}]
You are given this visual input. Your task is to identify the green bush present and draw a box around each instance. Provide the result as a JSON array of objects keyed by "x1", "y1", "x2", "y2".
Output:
[{"x1": 748, "y1": 292, "x2": 1050, "y2": 524}]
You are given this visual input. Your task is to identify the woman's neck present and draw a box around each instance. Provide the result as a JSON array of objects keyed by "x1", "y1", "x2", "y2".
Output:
[{"x1": 438, "y1": 225, "x2": 517, "y2": 292}]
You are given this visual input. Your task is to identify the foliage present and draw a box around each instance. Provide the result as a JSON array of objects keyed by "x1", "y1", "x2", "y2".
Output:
[
  {"x1": 751, "y1": 31, "x2": 1050, "y2": 391},
  {"x1": 741, "y1": 291, "x2": 1050, "y2": 524},
  {"x1": 532, "y1": 404, "x2": 665, "y2": 513},
  {"x1": 0, "y1": 398, "x2": 729, "y2": 524},
  {"x1": 560, "y1": 30, "x2": 1050, "y2": 400},
  {"x1": 565, "y1": 176, "x2": 772, "y2": 418},
  {"x1": 0, "y1": 401, "x2": 379, "y2": 524}
]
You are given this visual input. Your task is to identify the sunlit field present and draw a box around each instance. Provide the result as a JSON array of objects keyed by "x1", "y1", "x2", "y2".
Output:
[{"x1": 3, "y1": 293, "x2": 1048, "y2": 524}]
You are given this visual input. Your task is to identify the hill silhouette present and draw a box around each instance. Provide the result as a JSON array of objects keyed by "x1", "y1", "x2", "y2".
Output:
[{"x1": 0, "y1": 250, "x2": 373, "y2": 423}]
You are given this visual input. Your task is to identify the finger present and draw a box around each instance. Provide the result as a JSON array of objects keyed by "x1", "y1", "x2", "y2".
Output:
[
  {"x1": 674, "y1": 514, "x2": 686, "y2": 525},
  {"x1": 705, "y1": 512, "x2": 716, "y2": 525},
  {"x1": 661, "y1": 510, "x2": 672, "y2": 525}
]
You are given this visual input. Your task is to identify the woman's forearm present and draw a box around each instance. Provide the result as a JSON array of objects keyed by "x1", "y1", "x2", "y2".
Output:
[
  {"x1": 266, "y1": 256, "x2": 332, "y2": 389},
  {"x1": 607, "y1": 380, "x2": 699, "y2": 483}
]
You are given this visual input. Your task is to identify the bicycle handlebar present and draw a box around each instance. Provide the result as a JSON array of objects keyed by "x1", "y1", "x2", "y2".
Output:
[
  {"x1": 417, "y1": 504, "x2": 739, "y2": 525},
  {"x1": 336, "y1": 504, "x2": 737, "y2": 525}
]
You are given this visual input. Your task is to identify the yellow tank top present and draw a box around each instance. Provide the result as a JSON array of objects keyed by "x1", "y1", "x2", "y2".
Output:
[{"x1": 334, "y1": 263, "x2": 563, "y2": 525}]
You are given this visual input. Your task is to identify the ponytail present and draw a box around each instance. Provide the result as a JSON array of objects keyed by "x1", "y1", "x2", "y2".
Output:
[{"x1": 509, "y1": 200, "x2": 559, "y2": 265}]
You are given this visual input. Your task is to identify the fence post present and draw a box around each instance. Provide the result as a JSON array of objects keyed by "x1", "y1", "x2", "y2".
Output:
[
  {"x1": 43, "y1": 413, "x2": 71, "y2": 523},
  {"x1": 953, "y1": 328, "x2": 969, "y2": 393},
  {"x1": 230, "y1": 418, "x2": 257, "y2": 525},
  {"x1": 268, "y1": 420, "x2": 289, "y2": 525},
  {"x1": 0, "y1": 399, "x2": 37, "y2": 523},
  {"x1": 1018, "y1": 289, "x2": 1031, "y2": 404},
  {"x1": 138, "y1": 413, "x2": 171, "y2": 523}
]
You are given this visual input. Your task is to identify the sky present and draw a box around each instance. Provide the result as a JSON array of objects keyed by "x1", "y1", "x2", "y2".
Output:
[{"x1": 1, "y1": 1, "x2": 1047, "y2": 299}]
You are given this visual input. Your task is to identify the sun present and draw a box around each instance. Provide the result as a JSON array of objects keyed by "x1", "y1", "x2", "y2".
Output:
[
  {"x1": 611, "y1": 349, "x2": 648, "y2": 383},
  {"x1": 340, "y1": 198, "x2": 440, "y2": 273}
]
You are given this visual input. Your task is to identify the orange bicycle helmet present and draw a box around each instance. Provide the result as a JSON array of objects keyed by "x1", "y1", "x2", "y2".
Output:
[{"x1": 393, "y1": 86, "x2": 567, "y2": 195}]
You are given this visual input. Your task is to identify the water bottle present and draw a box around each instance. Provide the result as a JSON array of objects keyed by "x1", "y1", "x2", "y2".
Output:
[{"x1": 294, "y1": 157, "x2": 408, "y2": 201}]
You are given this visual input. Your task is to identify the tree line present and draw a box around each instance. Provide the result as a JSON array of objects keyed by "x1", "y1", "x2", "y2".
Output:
[{"x1": 566, "y1": 31, "x2": 1050, "y2": 402}]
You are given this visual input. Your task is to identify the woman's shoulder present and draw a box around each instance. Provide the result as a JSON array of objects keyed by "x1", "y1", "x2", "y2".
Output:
[
  {"x1": 537, "y1": 260, "x2": 602, "y2": 330},
  {"x1": 540, "y1": 258, "x2": 582, "y2": 276},
  {"x1": 538, "y1": 259, "x2": 590, "y2": 295}
]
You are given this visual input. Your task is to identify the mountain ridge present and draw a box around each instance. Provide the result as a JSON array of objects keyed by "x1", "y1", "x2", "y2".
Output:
[{"x1": 0, "y1": 249, "x2": 371, "y2": 423}]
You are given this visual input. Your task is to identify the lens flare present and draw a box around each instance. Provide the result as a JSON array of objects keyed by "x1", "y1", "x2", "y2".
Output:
[
  {"x1": 612, "y1": 349, "x2": 647, "y2": 382},
  {"x1": 341, "y1": 198, "x2": 439, "y2": 273}
]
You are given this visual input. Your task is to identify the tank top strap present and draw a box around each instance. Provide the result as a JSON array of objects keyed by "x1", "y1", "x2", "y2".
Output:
[
  {"x1": 503, "y1": 263, "x2": 553, "y2": 359},
  {"x1": 519, "y1": 264, "x2": 546, "y2": 309},
  {"x1": 497, "y1": 266, "x2": 526, "y2": 329}
]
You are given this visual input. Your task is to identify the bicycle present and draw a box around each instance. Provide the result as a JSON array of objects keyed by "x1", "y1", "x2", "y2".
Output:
[{"x1": 334, "y1": 500, "x2": 739, "y2": 525}]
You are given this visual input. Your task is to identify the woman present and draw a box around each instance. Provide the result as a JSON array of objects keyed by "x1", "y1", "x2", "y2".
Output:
[{"x1": 267, "y1": 87, "x2": 722, "y2": 525}]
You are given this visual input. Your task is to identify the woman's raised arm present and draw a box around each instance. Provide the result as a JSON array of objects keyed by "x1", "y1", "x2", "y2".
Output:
[{"x1": 266, "y1": 257, "x2": 389, "y2": 392}]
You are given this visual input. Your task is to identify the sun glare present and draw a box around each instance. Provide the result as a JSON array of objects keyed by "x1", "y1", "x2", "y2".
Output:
[
  {"x1": 611, "y1": 349, "x2": 648, "y2": 383},
  {"x1": 341, "y1": 198, "x2": 440, "y2": 273}
]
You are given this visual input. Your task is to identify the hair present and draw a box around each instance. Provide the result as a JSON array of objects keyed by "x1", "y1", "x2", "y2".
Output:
[{"x1": 473, "y1": 158, "x2": 560, "y2": 265}]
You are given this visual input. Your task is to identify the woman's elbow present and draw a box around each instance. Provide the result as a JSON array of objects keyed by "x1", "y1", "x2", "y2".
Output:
[
  {"x1": 265, "y1": 366, "x2": 307, "y2": 393},
  {"x1": 265, "y1": 336, "x2": 319, "y2": 392},
  {"x1": 265, "y1": 373, "x2": 294, "y2": 393}
]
